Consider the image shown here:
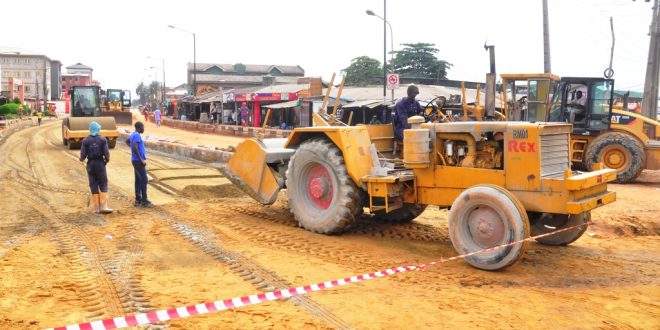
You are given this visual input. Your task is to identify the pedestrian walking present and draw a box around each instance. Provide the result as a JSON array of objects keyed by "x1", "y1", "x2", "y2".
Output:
[
  {"x1": 37, "y1": 109, "x2": 43, "y2": 126},
  {"x1": 240, "y1": 102, "x2": 249, "y2": 127},
  {"x1": 210, "y1": 103, "x2": 218, "y2": 124},
  {"x1": 128, "y1": 121, "x2": 154, "y2": 208},
  {"x1": 154, "y1": 107, "x2": 162, "y2": 127},
  {"x1": 80, "y1": 121, "x2": 113, "y2": 214},
  {"x1": 143, "y1": 104, "x2": 150, "y2": 122}
]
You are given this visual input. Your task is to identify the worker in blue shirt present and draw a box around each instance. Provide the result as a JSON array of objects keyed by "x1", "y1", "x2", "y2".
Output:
[
  {"x1": 128, "y1": 121, "x2": 154, "y2": 208},
  {"x1": 393, "y1": 85, "x2": 422, "y2": 140}
]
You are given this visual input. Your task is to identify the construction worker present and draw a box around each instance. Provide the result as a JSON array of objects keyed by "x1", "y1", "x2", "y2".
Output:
[
  {"x1": 129, "y1": 121, "x2": 154, "y2": 208},
  {"x1": 392, "y1": 85, "x2": 422, "y2": 156},
  {"x1": 393, "y1": 85, "x2": 422, "y2": 139},
  {"x1": 37, "y1": 109, "x2": 43, "y2": 126},
  {"x1": 80, "y1": 121, "x2": 113, "y2": 214}
]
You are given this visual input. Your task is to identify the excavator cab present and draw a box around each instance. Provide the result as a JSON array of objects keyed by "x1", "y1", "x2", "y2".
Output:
[{"x1": 548, "y1": 77, "x2": 614, "y2": 135}]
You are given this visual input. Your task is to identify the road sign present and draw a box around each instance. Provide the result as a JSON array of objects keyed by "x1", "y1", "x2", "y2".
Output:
[{"x1": 387, "y1": 74, "x2": 399, "y2": 90}]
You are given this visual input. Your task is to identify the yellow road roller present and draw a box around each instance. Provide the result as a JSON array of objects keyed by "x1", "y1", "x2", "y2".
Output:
[{"x1": 62, "y1": 86, "x2": 119, "y2": 149}]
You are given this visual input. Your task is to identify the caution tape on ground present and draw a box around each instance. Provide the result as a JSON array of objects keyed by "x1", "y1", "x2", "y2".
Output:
[{"x1": 46, "y1": 222, "x2": 591, "y2": 330}]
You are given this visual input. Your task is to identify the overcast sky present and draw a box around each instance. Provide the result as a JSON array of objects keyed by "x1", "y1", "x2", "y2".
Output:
[{"x1": 3, "y1": 0, "x2": 655, "y2": 94}]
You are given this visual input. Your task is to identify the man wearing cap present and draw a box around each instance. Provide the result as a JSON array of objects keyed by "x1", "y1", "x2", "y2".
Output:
[
  {"x1": 240, "y1": 102, "x2": 249, "y2": 127},
  {"x1": 392, "y1": 85, "x2": 423, "y2": 157},
  {"x1": 393, "y1": 85, "x2": 423, "y2": 140},
  {"x1": 80, "y1": 121, "x2": 112, "y2": 214}
]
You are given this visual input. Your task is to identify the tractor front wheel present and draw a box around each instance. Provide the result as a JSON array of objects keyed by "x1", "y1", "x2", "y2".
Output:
[
  {"x1": 286, "y1": 139, "x2": 363, "y2": 234},
  {"x1": 448, "y1": 185, "x2": 530, "y2": 271}
]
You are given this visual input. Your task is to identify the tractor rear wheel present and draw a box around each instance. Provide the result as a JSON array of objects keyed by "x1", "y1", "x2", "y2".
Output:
[
  {"x1": 529, "y1": 212, "x2": 590, "y2": 246},
  {"x1": 373, "y1": 204, "x2": 427, "y2": 223},
  {"x1": 286, "y1": 139, "x2": 362, "y2": 234},
  {"x1": 448, "y1": 185, "x2": 530, "y2": 271},
  {"x1": 108, "y1": 139, "x2": 116, "y2": 149},
  {"x1": 585, "y1": 132, "x2": 645, "y2": 183}
]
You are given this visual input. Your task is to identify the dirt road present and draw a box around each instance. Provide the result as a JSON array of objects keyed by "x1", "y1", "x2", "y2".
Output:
[{"x1": 0, "y1": 120, "x2": 658, "y2": 329}]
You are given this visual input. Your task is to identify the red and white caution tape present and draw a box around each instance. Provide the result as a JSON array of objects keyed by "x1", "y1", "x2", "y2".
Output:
[{"x1": 46, "y1": 222, "x2": 591, "y2": 330}]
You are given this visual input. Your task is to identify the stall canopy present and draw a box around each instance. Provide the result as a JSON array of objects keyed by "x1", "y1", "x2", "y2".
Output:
[{"x1": 265, "y1": 100, "x2": 299, "y2": 109}]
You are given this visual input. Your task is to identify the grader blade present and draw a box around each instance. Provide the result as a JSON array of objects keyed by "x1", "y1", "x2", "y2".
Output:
[{"x1": 219, "y1": 138, "x2": 293, "y2": 205}]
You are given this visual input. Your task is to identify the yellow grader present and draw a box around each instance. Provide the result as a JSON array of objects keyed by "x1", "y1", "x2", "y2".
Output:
[
  {"x1": 220, "y1": 111, "x2": 617, "y2": 270},
  {"x1": 62, "y1": 86, "x2": 119, "y2": 149}
]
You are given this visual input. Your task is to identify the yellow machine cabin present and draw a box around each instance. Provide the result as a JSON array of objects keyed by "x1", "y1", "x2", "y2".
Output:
[
  {"x1": 62, "y1": 86, "x2": 119, "y2": 149},
  {"x1": 221, "y1": 116, "x2": 616, "y2": 271}
]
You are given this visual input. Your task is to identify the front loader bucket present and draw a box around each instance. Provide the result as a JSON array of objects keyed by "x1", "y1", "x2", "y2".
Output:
[
  {"x1": 218, "y1": 138, "x2": 293, "y2": 205},
  {"x1": 101, "y1": 111, "x2": 133, "y2": 125}
]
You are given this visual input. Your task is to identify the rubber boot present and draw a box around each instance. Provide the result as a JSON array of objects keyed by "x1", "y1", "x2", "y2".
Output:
[
  {"x1": 99, "y1": 192, "x2": 113, "y2": 214},
  {"x1": 92, "y1": 193, "x2": 100, "y2": 214}
]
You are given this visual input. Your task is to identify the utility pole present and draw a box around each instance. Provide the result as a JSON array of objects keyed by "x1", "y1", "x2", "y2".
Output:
[
  {"x1": 383, "y1": 0, "x2": 387, "y2": 103},
  {"x1": 542, "y1": 0, "x2": 552, "y2": 73},
  {"x1": 641, "y1": 0, "x2": 660, "y2": 138}
]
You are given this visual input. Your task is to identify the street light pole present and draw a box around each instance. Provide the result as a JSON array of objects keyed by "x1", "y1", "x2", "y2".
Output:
[
  {"x1": 147, "y1": 56, "x2": 166, "y2": 105},
  {"x1": 366, "y1": 2, "x2": 394, "y2": 102},
  {"x1": 168, "y1": 25, "x2": 196, "y2": 96}
]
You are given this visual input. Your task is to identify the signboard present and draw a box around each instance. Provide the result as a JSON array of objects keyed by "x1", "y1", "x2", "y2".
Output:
[{"x1": 387, "y1": 74, "x2": 399, "y2": 90}]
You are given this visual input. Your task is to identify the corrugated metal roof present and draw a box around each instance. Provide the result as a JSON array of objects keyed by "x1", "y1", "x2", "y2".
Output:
[
  {"x1": 196, "y1": 74, "x2": 301, "y2": 85},
  {"x1": 188, "y1": 63, "x2": 305, "y2": 75},
  {"x1": 341, "y1": 99, "x2": 392, "y2": 109},
  {"x1": 325, "y1": 85, "x2": 504, "y2": 108}
]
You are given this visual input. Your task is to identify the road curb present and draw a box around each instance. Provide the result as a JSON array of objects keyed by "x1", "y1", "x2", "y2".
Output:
[{"x1": 119, "y1": 131, "x2": 233, "y2": 164}]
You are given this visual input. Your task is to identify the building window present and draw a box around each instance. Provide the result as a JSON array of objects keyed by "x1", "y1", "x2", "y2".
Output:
[{"x1": 25, "y1": 86, "x2": 31, "y2": 92}]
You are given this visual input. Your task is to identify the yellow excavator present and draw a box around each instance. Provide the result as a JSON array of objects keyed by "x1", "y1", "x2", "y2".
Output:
[
  {"x1": 62, "y1": 86, "x2": 119, "y2": 149},
  {"x1": 219, "y1": 80, "x2": 617, "y2": 270}
]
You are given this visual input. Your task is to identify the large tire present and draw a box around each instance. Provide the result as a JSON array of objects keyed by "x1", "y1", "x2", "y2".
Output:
[
  {"x1": 373, "y1": 204, "x2": 427, "y2": 223},
  {"x1": 585, "y1": 132, "x2": 645, "y2": 183},
  {"x1": 286, "y1": 139, "x2": 363, "y2": 234},
  {"x1": 529, "y1": 212, "x2": 589, "y2": 246},
  {"x1": 108, "y1": 139, "x2": 116, "y2": 149},
  {"x1": 448, "y1": 185, "x2": 530, "y2": 271}
]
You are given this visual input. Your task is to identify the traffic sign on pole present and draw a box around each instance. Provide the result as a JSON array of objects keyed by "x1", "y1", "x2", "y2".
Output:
[{"x1": 387, "y1": 74, "x2": 399, "y2": 90}]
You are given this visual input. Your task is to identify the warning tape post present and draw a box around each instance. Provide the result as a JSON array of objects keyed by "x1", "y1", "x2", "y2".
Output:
[{"x1": 46, "y1": 222, "x2": 590, "y2": 330}]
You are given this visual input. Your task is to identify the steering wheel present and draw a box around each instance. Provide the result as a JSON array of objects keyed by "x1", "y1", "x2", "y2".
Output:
[{"x1": 422, "y1": 96, "x2": 448, "y2": 122}]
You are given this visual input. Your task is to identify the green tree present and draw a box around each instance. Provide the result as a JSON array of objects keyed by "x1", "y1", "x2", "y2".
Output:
[
  {"x1": 136, "y1": 81, "x2": 161, "y2": 106},
  {"x1": 341, "y1": 56, "x2": 383, "y2": 86},
  {"x1": 391, "y1": 43, "x2": 452, "y2": 80},
  {"x1": 135, "y1": 82, "x2": 148, "y2": 105}
]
